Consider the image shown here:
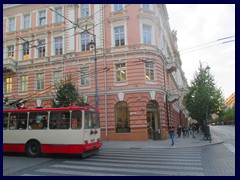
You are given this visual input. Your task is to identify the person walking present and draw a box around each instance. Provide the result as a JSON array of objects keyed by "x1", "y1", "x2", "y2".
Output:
[
  {"x1": 177, "y1": 125, "x2": 182, "y2": 138},
  {"x1": 169, "y1": 125, "x2": 175, "y2": 146}
]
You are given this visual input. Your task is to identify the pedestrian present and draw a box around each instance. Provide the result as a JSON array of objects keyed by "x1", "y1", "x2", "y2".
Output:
[
  {"x1": 182, "y1": 127, "x2": 186, "y2": 137},
  {"x1": 177, "y1": 125, "x2": 182, "y2": 137},
  {"x1": 169, "y1": 125, "x2": 175, "y2": 146}
]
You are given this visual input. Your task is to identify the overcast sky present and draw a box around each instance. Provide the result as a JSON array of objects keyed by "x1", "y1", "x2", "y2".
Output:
[{"x1": 166, "y1": 4, "x2": 235, "y2": 99}]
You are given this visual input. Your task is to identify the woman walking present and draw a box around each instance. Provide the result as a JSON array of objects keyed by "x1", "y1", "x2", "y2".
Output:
[{"x1": 169, "y1": 125, "x2": 175, "y2": 146}]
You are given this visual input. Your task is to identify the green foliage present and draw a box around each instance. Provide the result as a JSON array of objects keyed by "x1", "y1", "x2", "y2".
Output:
[
  {"x1": 51, "y1": 75, "x2": 87, "y2": 107},
  {"x1": 183, "y1": 62, "x2": 225, "y2": 130}
]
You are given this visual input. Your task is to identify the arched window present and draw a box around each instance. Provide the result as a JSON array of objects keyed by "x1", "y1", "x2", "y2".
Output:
[{"x1": 115, "y1": 101, "x2": 130, "y2": 133}]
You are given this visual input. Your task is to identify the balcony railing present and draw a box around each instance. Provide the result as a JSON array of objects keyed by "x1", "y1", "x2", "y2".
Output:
[
  {"x1": 166, "y1": 61, "x2": 177, "y2": 73},
  {"x1": 3, "y1": 58, "x2": 16, "y2": 73}
]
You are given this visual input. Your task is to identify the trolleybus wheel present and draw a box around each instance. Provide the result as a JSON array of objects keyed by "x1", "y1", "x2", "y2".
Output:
[{"x1": 25, "y1": 140, "x2": 41, "y2": 157}]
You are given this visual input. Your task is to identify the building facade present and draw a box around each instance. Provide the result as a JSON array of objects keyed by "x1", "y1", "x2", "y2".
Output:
[
  {"x1": 3, "y1": 4, "x2": 188, "y2": 141},
  {"x1": 225, "y1": 92, "x2": 235, "y2": 108}
]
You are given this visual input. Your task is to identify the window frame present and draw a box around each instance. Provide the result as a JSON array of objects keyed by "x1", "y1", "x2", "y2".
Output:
[
  {"x1": 54, "y1": 7, "x2": 63, "y2": 23},
  {"x1": 115, "y1": 63, "x2": 127, "y2": 82},
  {"x1": 38, "y1": 39, "x2": 46, "y2": 58},
  {"x1": 36, "y1": 73, "x2": 45, "y2": 90},
  {"x1": 20, "y1": 75, "x2": 28, "y2": 93},
  {"x1": 52, "y1": 71, "x2": 62, "y2": 85},
  {"x1": 113, "y1": 4, "x2": 124, "y2": 12},
  {"x1": 38, "y1": 10, "x2": 46, "y2": 26},
  {"x1": 114, "y1": 26, "x2": 125, "y2": 47},
  {"x1": 80, "y1": 33, "x2": 90, "y2": 51},
  {"x1": 7, "y1": 45, "x2": 14, "y2": 58},
  {"x1": 145, "y1": 62, "x2": 155, "y2": 81},
  {"x1": 79, "y1": 66, "x2": 90, "y2": 86},
  {"x1": 80, "y1": 4, "x2": 90, "y2": 18},
  {"x1": 143, "y1": 24, "x2": 152, "y2": 45},
  {"x1": 54, "y1": 36, "x2": 63, "y2": 55},
  {"x1": 23, "y1": 14, "x2": 31, "y2": 29},
  {"x1": 8, "y1": 17, "x2": 15, "y2": 32},
  {"x1": 5, "y1": 77, "x2": 13, "y2": 94}
]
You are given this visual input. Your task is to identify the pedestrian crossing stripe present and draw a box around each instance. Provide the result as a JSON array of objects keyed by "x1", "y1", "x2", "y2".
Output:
[
  {"x1": 18, "y1": 148, "x2": 204, "y2": 176},
  {"x1": 224, "y1": 143, "x2": 235, "y2": 155}
]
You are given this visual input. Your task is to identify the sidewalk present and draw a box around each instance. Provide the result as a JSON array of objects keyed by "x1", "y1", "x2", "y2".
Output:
[{"x1": 101, "y1": 132, "x2": 223, "y2": 149}]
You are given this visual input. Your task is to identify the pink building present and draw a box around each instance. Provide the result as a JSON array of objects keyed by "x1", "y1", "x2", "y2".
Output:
[{"x1": 3, "y1": 4, "x2": 188, "y2": 141}]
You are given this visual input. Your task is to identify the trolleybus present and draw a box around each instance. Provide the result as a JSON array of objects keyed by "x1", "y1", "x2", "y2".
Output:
[{"x1": 3, "y1": 106, "x2": 101, "y2": 157}]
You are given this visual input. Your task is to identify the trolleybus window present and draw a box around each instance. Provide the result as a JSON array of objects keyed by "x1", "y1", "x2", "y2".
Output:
[
  {"x1": 85, "y1": 112, "x2": 100, "y2": 129},
  {"x1": 9, "y1": 113, "x2": 27, "y2": 130},
  {"x1": 49, "y1": 111, "x2": 70, "y2": 129},
  {"x1": 3, "y1": 113, "x2": 9, "y2": 130},
  {"x1": 71, "y1": 110, "x2": 82, "y2": 129},
  {"x1": 29, "y1": 112, "x2": 48, "y2": 129}
]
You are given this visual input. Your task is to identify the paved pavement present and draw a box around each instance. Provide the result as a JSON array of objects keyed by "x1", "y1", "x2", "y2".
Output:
[{"x1": 102, "y1": 132, "x2": 223, "y2": 149}]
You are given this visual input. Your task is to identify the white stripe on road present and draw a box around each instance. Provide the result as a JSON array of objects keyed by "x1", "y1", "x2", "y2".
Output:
[
  {"x1": 51, "y1": 164, "x2": 204, "y2": 176},
  {"x1": 224, "y1": 143, "x2": 235, "y2": 155}
]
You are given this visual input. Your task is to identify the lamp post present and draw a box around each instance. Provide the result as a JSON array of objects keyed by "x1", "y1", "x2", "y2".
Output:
[
  {"x1": 202, "y1": 62, "x2": 211, "y2": 142},
  {"x1": 89, "y1": 34, "x2": 98, "y2": 109}
]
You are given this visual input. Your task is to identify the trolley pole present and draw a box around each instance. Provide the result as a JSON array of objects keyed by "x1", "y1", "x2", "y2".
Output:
[{"x1": 89, "y1": 34, "x2": 98, "y2": 109}]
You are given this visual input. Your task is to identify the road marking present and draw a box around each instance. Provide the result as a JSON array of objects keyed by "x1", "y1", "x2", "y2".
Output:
[
  {"x1": 224, "y1": 143, "x2": 235, "y2": 155},
  {"x1": 18, "y1": 148, "x2": 204, "y2": 176}
]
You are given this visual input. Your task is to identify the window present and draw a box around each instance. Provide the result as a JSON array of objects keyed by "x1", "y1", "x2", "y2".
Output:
[
  {"x1": 9, "y1": 113, "x2": 27, "y2": 130},
  {"x1": 114, "y1": 4, "x2": 123, "y2": 11},
  {"x1": 7, "y1": 45, "x2": 14, "y2": 58},
  {"x1": 49, "y1": 111, "x2": 70, "y2": 129},
  {"x1": 20, "y1": 75, "x2": 28, "y2": 92},
  {"x1": 81, "y1": 33, "x2": 90, "y2": 51},
  {"x1": 5, "y1": 77, "x2": 12, "y2": 94},
  {"x1": 38, "y1": 40, "x2": 45, "y2": 58},
  {"x1": 71, "y1": 110, "x2": 82, "y2": 129},
  {"x1": 55, "y1": 7, "x2": 63, "y2": 23},
  {"x1": 142, "y1": 4, "x2": 150, "y2": 10},
  {"x1": 85, "y1": 112, "x2": 100, "y2": 129},
  {"x1": 79, "y1": 67, "x2": 90, "y2": 86},
  {"x1": 39, "y1": 11, "x2": 46, "y2": 26},
  {"x1": 143, "y1": 24, "x2": 152, "y2": 45},
  {"x1": 145, "y1": 62, "x2": 155, "y2": 80},
  {"x1": 8, "y1": 17, "x2": 15, "y2": 32},
  {"x1": 53, "y1": 71, "x2": 62, "y2": 85},
  {"x1": 54, "y1": 37, "x2": 63, "y2": 55},
  {"x1": 23, "y1": 14, "x2": 30, "y2": 29},
  {"x1": 36, "y1": 73, "x2": 44, "y2": 90},
  {"x1": 29, "y1": 112, "x2": 48, "y2": 129},
  {"x1": 81, "y1": 4, "x2": 89, "y2": 17},
  {"x1": 22, "y1": 42, "x2": 30, "y2": 60},
  {"x1": 115, "y1": 63, "x2": 126, "y2": 82},
  {"x1": 3, "y1": 113, "x2": 8, "y2": 130},
  {"x1": 114, "y1": 26, "x2": 125, "y2": 46},
  {"x1": 115, "y1": 101, "x2": 130, "y2": 133}
]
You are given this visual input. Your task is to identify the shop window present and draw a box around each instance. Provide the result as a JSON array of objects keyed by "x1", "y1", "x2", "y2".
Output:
[{"x1": 115, "y1": 101, "x2": 130, "y2": 133}]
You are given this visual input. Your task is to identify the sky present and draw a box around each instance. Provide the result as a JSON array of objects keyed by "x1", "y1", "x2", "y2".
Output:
[{"x1": 166, "y1": 4, "x2": 235, "y2": 99}]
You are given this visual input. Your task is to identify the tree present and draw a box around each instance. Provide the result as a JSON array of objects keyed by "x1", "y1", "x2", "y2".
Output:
[
  {"x1": 51, "y1": 75, "x2": 87, "y2": 107},
  {"x1": 184, "y1": 62, "x2": 225, "y2": 133}
]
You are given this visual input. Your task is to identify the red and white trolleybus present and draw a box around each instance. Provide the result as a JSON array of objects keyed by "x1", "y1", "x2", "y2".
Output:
[{"x1": 3, "y1": 106, "x2": 101, "y2": 157}]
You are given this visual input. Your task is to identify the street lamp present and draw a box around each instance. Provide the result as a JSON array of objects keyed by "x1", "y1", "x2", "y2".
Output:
[
  {"x1": 202, "y1": 62, "x2": 211, "y2": 142},
  {"x1": 89, "y1": 34, "x2": 98, "y2": 109}
]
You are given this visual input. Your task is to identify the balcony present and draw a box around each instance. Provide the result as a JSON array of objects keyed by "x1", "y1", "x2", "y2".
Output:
[
  {"x1": 168, "y1": 90, "x2": 180, "y2": 103},
  {"x1": 3, "y1": 58, "x2": 16, "y2": 73},
  {"x1": 166, "y1": 61, "x2": 177, "y2": 73}
]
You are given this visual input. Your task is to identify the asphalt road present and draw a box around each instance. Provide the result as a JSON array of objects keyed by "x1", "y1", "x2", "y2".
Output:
[{"x1": 3, "y1": 125, "x2": 235, "y2": 176}]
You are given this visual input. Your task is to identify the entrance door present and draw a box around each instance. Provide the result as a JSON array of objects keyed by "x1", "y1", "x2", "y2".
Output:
[
  {"x1": 146, "y1": 101, "x2": 159, "y2": 140},
  {"x1": 147, "y1": 112, "x2": 155, "y2": 139}
]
